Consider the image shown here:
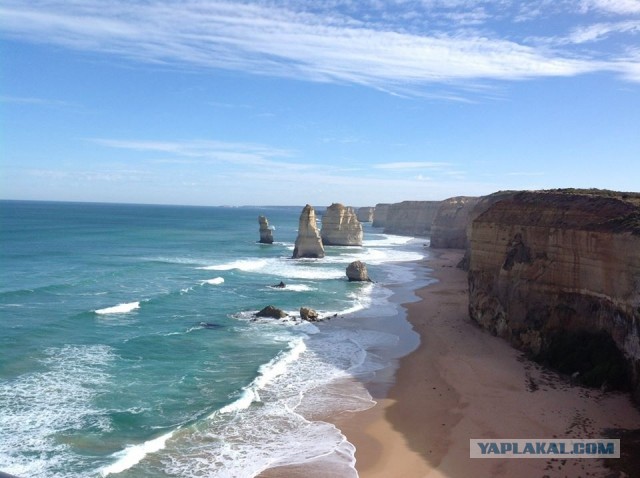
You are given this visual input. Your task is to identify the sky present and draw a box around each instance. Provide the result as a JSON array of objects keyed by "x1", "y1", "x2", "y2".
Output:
[{"x1": 1, "y1": 0, "x2": 639, "y2": 207}]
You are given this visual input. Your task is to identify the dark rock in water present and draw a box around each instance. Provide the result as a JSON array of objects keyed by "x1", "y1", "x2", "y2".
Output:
[
  {"x1": 300, "y1": 307, "x2": 319, "y2": 321},
  {"x1": 346, "y1": 260, "x2": 371, "y2": 282},
  {"x1": 199, "y1": 322, "x2": 222, "y2": 329},
  {"x1": 255, "y1": 305, "x2": 287, "y2": 319}
]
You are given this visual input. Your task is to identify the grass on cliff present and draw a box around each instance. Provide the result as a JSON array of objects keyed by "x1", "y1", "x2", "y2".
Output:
[{"x1": 536, "y1": 188, "x2": 640, "y2": 234}]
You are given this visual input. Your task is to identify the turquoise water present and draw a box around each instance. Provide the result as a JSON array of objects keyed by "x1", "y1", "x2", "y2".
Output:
[{"x1": 0, "y1": 200, "x2": 428, "y2": 477}]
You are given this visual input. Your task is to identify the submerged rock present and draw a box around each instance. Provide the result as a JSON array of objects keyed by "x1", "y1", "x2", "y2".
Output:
[
  {"x1": 292, "y1": 205, "x2": 325, "y2": 259},
  {"x1": 255, "y1": 305, "x2": 287, "y2": 319},
  {"x1": 258, "y1": 215, "x2": 274, "y2": 244},
  {"x1": 346, "y1": 261, "x2": 371, "y2": 282}
]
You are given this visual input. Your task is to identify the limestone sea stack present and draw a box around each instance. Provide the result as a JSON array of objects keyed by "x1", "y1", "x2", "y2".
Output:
[
  {"x1": 258, "y1": 215, "x2": 274, "y2": 244},
  {"x1": 321, "y1": 203, "x2": 363, "y2": 246},
  {"x1": 467, "y1": 189, "x2": 640, "y2": 400},
  {"x1": 292, "y1": 205, "x2": 325, "y2": 259}
]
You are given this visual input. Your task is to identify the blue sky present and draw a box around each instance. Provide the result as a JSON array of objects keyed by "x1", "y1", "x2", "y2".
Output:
[{"x1": 1, "y1": 0, "x2": 639, "y2": 206}]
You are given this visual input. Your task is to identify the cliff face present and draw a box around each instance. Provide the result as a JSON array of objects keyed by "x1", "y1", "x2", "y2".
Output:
[
  {"x1": 321, "y1": 203, "x2": 363, "y2": 246},
  {"x1": 468, "y1": 190, "x2": 640, "y2": 399},
  {"x1": 258, "y1": 215, "x2": 274, "y2": 244},
  {"x1": 430, "y1": 196, "x2": 480, "y2": 249},
  {"x1": 357, "y1": 207, "x2": 374, "y2": 223},
  {"x1": 372, "y1": 203, "x2": 390, "y2": 228},
  {"x1": 383, "y1": 201, "x2": 440, "y2": 236},
  {"x1": 292, "y1": 205, "x2": 325, "y2": 259}
]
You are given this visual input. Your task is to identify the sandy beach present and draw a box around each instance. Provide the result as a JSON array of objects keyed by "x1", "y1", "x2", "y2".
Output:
[{"x1": 341, "y1": 249, "x2": 640, "y2": 478}]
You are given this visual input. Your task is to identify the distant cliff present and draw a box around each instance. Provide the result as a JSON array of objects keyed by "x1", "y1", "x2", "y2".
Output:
[
  {"x1": 357, "y1": 207, "x2": 374, "y2": 223},
  {"x1": 372, "y1": 203, "x2": 390, "y2": 228},
  {"x1": 382, "y1": 201, "x2": 440, "y2": 236},
  {"x1": 467, "y1": 190, "x2": 640, "y2": 400},
  {"x1": 430, "y1": 196, "x2": 480, "y2": 249}
]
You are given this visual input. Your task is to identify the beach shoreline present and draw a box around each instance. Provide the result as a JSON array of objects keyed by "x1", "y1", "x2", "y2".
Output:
[
  {"x1": 343, "y1": 248, "x2": 640, "y2": 478},
  {"x1": 259, "y1": 247, "x2": 640, "y2": 477}
]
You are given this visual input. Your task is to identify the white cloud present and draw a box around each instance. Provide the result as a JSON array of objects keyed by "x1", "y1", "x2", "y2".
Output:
[
  {"x1": 580, "y1": 0, "x2": 640, "y2": 14},
  {"x1": 567, "y1": 20, "x2": 640, "y2": 43},
  {"x1": 1, "y1": 0, "x2": 635, "y2": 95},
  {"x1": 374, "y1": 161, "x2": 452, "y2": 169}
]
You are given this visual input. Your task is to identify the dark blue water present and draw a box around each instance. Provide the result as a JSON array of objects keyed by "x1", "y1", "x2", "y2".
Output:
[{"x1": 0, "y1": 200, "x2": 427, "y2": 477}]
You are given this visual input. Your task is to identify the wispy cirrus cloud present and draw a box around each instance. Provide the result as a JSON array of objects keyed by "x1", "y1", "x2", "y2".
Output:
[
  {"x1": 580, "y1": 0, "x2": 640, "y2": 15},
  {"x1": 90, "y1": 138, "x2": 312, "y2": 170},
  {"x1": 374, "y1": 161, "x2": 453, "y2": 170},
  {"x1": 566, "y1": 20, "x2": 640, "y2": 43},
  {"x1": 1, "y1": 0, "x2": 639, "y2": 96},
  {"x1": 0, "y1": 95, "x2": 76, "y2": 108}
]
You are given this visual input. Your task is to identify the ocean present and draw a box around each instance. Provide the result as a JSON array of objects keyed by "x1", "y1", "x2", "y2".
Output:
[{"x1": 0, "y1": 200, "x2": 431, "y2": 478}]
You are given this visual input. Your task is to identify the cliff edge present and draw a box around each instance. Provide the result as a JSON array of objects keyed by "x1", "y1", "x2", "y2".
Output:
[
  {"x1": 430, "y1": 196, "x2": 480, "y2": 249},
  {"x1": 383, "y1": 201, "x2": 440, "y2": 236},
  {"x1": 468, "y1": 189, "x2": 640, "y2": 400}
]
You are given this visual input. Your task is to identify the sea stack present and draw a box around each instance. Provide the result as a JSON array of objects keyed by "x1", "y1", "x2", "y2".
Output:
[
  {"x1": 320, "y1": 203, "x2": 363, "y2": 246},
  {"x1": 292, "y1": 205, "x2": 325, "y2": 259},
  {"x1": 258, "y1": 215, "x2": 274, "y2": 244}
]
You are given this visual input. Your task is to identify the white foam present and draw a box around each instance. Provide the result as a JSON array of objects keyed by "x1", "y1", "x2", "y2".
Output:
[
  {"x1": 198, "y1": 259, "x2": 268, "y2": 272},
  {"x1": 201, "y1": 277, "x2": 224, "y2": 285},
  {"x1": 269, "y1": 284, "x2": 315, "y2": 292},
  {"x1": 0, "y1": 345, "x2": 114, "y2": 478},
  {"x1": 100, "y1": 430, "x2": 175, "y2": 476},
  {"x1": 95, "y1": 301, "x2": 140, "y2": 315},
  {"x1": 159, "y1": 326, "x2": 379, "y2": 477},
  {"x1": 217, "y1": 338, "x2": 306, "y2": 415},
  {"x1": 363, "y1": 233, "x2": 415, "y2": 247}
]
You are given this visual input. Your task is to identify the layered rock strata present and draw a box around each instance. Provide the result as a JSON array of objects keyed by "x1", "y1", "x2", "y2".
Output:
[
  {"x1": 372, "y1": 203, "x2": 390, "y2": 228},
  {"x1": 258, "y1": 215, "x2": 274, "y2": 244},
  {"x1": 467, "y1": 190, "x2": 640, "y2": 400},
  {"x1": 430, "y1": 196, "x2": 480, "y2": 249},
  {"x1": 320, "y1": 203, "x2": 363, "y2": 246},
  {"x1": 383, "y1": 201, "x2": 440, "y2": 236},
  {"x1": 357, "y1": 207, "x2": 374, "y2": 223},
  {"x1": 292, "y1": 205, "x2": 325, "y2": 259}
]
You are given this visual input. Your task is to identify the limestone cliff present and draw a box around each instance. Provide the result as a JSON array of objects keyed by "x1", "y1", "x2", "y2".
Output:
[
  {"x1": 430, "y1": 196, "x2": 480, "y2": 249},
  {"x1": 357, "y1": 207, "x2": 374, "y2": 223},
  {"x1": 258, "y1": 215, "x2": 274, "y2": 244},
  {"x1": 467, "y1": 190, "x2": 640, "y2": 399},
  {"x1": 321, "y1": 203, "x2": 363, "y2": 246},
  {"x1": 292, "y1": 205, "x2": 325, "y2": 259},
  {"x1": 372, "y1": 203, "x2": 390, "y2": 228},
  {"x1": 383, "y1": 201, "x2": 440, "y2": 236}
]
